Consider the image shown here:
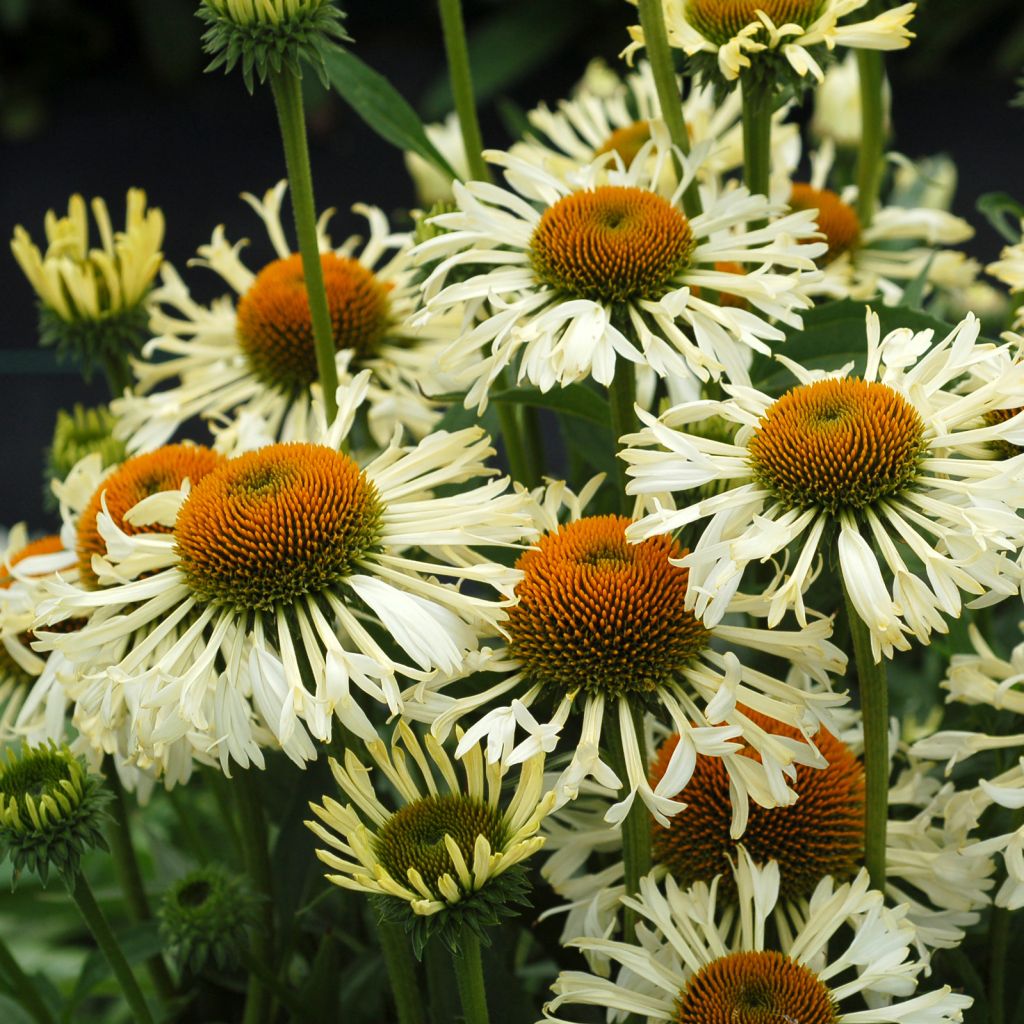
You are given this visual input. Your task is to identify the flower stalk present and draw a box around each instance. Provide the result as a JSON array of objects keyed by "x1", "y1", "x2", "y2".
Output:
[
  {"x1": 741, "y1": 75, "x2": 773, "y2": 201},
  {"x1": 377, "y1": 920, "x2": 427, "y2": 1024},
  {"x1": 842, "y1": 581, "x2": 889, "y2": 890},
  {"x1": 608, "y1": 360, "x2": 639, "y2": 516},
  {"x1": 855, "y1": 42, "x2": 886, "y2": 227},
  {"x1": 635, "y1": 0, "x2": 702, "y2": 218},
  {"x1": 437, "y1": 0, "x2": 491, "y2": 183},
  {"x1": 269, "y1": 69, "x2": 340, "y2": 423},
  {"x1": 453, "y1": 929, "x2": 490, "y2": 1024}
]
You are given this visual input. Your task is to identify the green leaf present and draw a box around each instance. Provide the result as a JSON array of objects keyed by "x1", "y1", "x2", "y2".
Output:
[
  {"x1": 0, "y1": 995, "x2": 37, "y2": 1024},
  {"x1": 750, "y1": 300, "x2": 969, "y2": 394},
  {"x1": 977, "y1": 191, "x2": 1024, "y2": 244},
  {"x1": 900, "y1": 251, "x2": 934, "y2": 312},
  {"x1": 488, "y1": 384, "x2": 610, "y2": 427},
  {"x1": 323, "y1": 47, "x2": 458, "y2": 182}
]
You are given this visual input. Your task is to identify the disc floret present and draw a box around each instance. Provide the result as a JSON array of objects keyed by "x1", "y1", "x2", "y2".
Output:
[
  {"x1": 685, "y1": 0, "x2": 826, "y2": 46},
  {"x1": 788, "y1": 182, "x2": 861, "y2": 263},
  {"x1": 0, "y1": 742, "x2": 110, "y2": 885}
]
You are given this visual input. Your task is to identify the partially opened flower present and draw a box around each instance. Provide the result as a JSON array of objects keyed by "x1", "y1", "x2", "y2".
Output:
[
  {"x1": 306, "y1": 722, "x2": 553, "y2": 951},
  {"x1": 783, "y1": 143, "x2": 974, "y2": 305},
  {"x1": 511, "y1": 59, "x2": 799, "y2": 188},
  {"x1": 112, "y1": 181, "x2": 454, "y2": 453},
  {"x1": 412, "y1": 142, "x2": 825, "y2": 410},
  {"x1": 35, "y1": 377, "x2": 534, "y2": 782},
  {"x1": 624, "y1": 311, "x2": 1024, "y2": 660},
  {"x1": 988, "y1": 224, "x2": 1024, "y2": 329},
  {"x1": 543, "y1": 848, "x2": 970, "y2": 1023},
  {"x1": 626, "y1": 0, "x2": 916, "y2": 88},
  {"x1": 409, "y1": 480, "x2": 847, "y2": 828}
]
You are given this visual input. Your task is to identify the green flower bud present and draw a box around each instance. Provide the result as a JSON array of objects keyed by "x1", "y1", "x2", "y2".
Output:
[
  {"x1": 197, "y1": 0, "x2": 350, "y2": 92},
  {"x1": 159, "y1": 865, "x2": 261, "y2": 973},
  {"x1": 46, "y1": 404, "x2": 127, "y2": 501},
  {"x1": 0, "y1": 743, "x2": 110, "y2": 886}
]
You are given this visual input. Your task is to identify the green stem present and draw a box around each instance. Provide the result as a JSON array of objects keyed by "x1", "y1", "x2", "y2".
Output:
[
  {"x1": 269, "y1": 69, "x2": 339, "y2": 423},
  {"x1": 437, "y1": 0, "x2": 491, "y2": 183},
  {"x1": 234, "y1": 770, "x2": 275, "y2": 1024},
  {"x1": 453, "y1": 930, "x2": 489, "y2": 1024},
  {"x1": 990, "y1": 904, "x2": 1010, "y2": 1024},
  {"x1": 103, "y1": 759, "x2": 176, "y2": 1004},
  {"x1": 67, "y1": 872, "x2": 154, "y2": 1024},
  {"x1": 0, "y1": 933, "x2": 55, "y2": 1024},
  {"x1": 741, "y1": 74, "x2": 773, "y2": 200},
  {"x1": 520, "y1": 404, "x2": 545, "y2": 489},
  {"x1": 100, "y1": 352, "x2": 134, "y2": 400},
  {"x1": 376, "y1": 920, "x2": 427, "y2": 1024},
  {"x1": 425, "y1": 938, "x2": 459, "y2": 1024},
  {"x1": 636, "y1": 0, "x2": 702, "y2": 218},
  {"x1": 608, "y1": 359, "x2": 638, "y2": 516},
  {"x1": 855, "y1": 41, "x2": 886, "y2": 227},
  {"x1": 842, "y1": 582, "x2": 889, "y2": 890},
  {"x1": 495, "y1": 371, "x2": 536, "y2": 486},
  {"x1": 605, "y1": 701, "x2": 651, "y2": 942}
]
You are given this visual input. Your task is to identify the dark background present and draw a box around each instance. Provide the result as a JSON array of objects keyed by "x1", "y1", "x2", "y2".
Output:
[{"x1": 1, "y1": 0, "x2": 1022, "y2": 527}]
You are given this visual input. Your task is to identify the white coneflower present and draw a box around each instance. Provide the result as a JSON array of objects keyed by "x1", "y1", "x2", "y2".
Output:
[
  {"x1": 624, "y1": 310, "x2": 1024, "y2": 661},
  {"x1": 412, "y1": 139, "x2": 825, "y2": 410},
  {"x1": 988, "y1": 224, "x2": 1024, "y2": 330},
  {"x1": 112, "y1": 182, "x2": 455, "y2": 453},
  {"x1": 543, "y1": 848, "x2": 970, "y2": 1023},
  {"x1": 34, "y1": 376, "x2": 534, "y2": 782},
  {"x1": 407, "y1": 480, "x2": 847, "y2": 829}
]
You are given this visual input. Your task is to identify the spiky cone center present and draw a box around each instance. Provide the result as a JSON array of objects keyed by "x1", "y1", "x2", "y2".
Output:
[
  {"x1": 788, "y1": 183, "x2": 862, "y2": 264},
  {"x1": 76, "y1": 444, "x2": 222, "y2": 589},
  {"x1": 673, "y1": 950, "x2": 838, "y2": 1024},
  {"x1": 374, "y1": 794, "x2": 506, "y2": 900},
  {"x1": 748, "y1": 378, "x2": 927, "y2": 515},
  {"x1": 685, "y1": 0, "x2": 826, "y2": 45},
  {"x1": 985, "y1": 406, "x2": 1024, "y2": 458},
  {"x1": 529, "y1": 186, "x2": 695, "y2": 303},
  {"x1": 650, "y1": 711, "x2": 864, "y2": 901},
  {"x1": 174, "y1": 442, "x2": 384, "y2": 611},
  {"x1": 594, "y1": 121, "x2": 654, "y2": 168},
  {"x1": 236, "y1": 252, "x2": 392, "y2": 396},
  {"x1": 1, "y1": 535, "x2": 65, "y2": 589},
  {"x1": 506, "y1": 515, "x2": 710, "y2": 698}
]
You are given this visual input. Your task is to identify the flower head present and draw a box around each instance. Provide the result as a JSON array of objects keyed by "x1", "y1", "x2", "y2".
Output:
[
  {"x1": 198, "y1": 0, "x2": 350, "y2": 91},
  {"x1": 10, "y1": 190, "x2": 163, "y2": 380},
  {"x1": 543, "y1": 850, "x2": 971, "y2": 1023},
  {"x1": 624, "y1": 310, "x2": 1024, "y2": 660},
  {"x1": 413, "y1": 143, "x2": 824, "y2": 409},
  {"x1": 0, "y1": 742, "x2": 110, "y2": 885},
  {"x1": 307, "y1": 722, "x2": 553, "y2": 952},
  {"x1": 45, "y1": 405, "x2": 127, "y2": 490}
]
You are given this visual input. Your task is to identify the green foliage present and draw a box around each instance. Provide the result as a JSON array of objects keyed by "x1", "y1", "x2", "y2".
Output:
[
  {"x1": 977, "y1": 191, "x2": 1024, "y2": 244},
  {"x1": 37, "y1": 302, "x2": 147, "y2": 386}
]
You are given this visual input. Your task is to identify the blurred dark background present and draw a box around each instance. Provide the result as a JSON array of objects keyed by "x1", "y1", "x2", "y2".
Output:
[{"x1": 1, "y1": 0, "x2": 1023, "y2": 528}]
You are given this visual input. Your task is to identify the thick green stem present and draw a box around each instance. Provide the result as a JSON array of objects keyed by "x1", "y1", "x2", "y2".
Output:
[
  {"x1": 0, "y1": 933, "x2": 55, "y2": 1024},
  {"x1": 269, "y1": 69, "x2": 339, "y2": 423},
  {"x1": 235, "y1": 770, "x2": 275, "y2": 1024},
  {"x1": 425, "y1": 938, "x2": 459, "y2": 1024},
  {"x1": 67, "y1": 872, "x2": 154, "y2": 1024},
  {"x1": 100, "y1": 352, "x2": 134, "y2": 400},
  {"x1": 990, "y1": 904, "x2": 1010, "y2": 1024},
  {"x1": 438, "y1": 0, "x2": 491, "y2": 183},
  {"x1": 453, "y1": 930, "x2": 489, "y2": 1024},
  {"x1": 103, "y1": 759, "x2": 175, "y2": 1004},
  {"x1": 635, "y1": 0, "x2": 702, "y2": 218},
  {"x1": 605, "y1": 701, "x2": 651, "y2": 943},
  {"x1": 741, "y1": 75, "x2": 773, "y2": 200},
  {"x1": 608, "y1": 359, "x2": 638, "y2": 516},
  {"x1": 520, "y1": 404, "x2": 545, "y2": 489},
  {"x1": 842, "y1": 583, "x2": 889, "y2": 890},
  {"x1": 376, "y1": 921, "x2": 426, "y2": 1024},
  {"x1": 495, "y1": 370, "x2": 536, "y2": 486},
  {"x1": 855, "y1": 43, "x2": 886, "y2": 227}
]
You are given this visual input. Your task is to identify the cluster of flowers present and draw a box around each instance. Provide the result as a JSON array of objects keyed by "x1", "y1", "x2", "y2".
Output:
[{"x1": 5, "y1": 0, "x2": 1024, "y2": 1020}]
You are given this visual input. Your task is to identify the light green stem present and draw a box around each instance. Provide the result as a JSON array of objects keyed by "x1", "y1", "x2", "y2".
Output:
[
  {"x1": 453, "y1": 930, "x2": 489, "y2": 1024},
  {"x1": 103, "y1": 759, "x2": 175, "y2": 1005},
  {"x1": 608, "y1": 359, "x2": 638, "y2": 516},
  {"x1": 0, "y1": 933, "x2": 55, "y2": 1024},
  {"x1": 842, "y1": 582, "x2": 889, "y2": 890},
  {"x1": 990, "y1": 904, "x2": 1010, "y2": 1024},
  {"x1": 269, "y1": 69, "x2": 339, "y2": 423},
  {"x1": 67, "y1": 872, "x2": 154, "y2": 1024},
  {"x1": 376, "y1": 921, "x2": 426, "y2": 1024},
  {"x1": 495, "y1": 370, "x2": 536, "y2": 486},
  {"x1": 741, "y1": 75, "x2": 773, "y2": 200},
  {"x1": 235, "y1": 770, "x2": 275, "y2": 1024},
  {"x1": 437, "y1": 0, "x2": 491, "y2": 183},
  {"x1": 605, "y1": 701, "x2": 651, "y2": 943},
  {"x1": 636, "y1": 0, "x2": 702, "y2": 218},
  {"x1": 855, "y1": 36, "x2": 886, "y2": 227}
]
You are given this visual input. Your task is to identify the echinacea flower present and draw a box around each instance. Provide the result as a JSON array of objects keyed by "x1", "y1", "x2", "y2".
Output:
[
  {"x1": 543, "y1": 848, "x2": 970, "y2": 1023},
  {"x1": 413, "y1": 141, "x2": 825, "y2": 409},
  {"x1": 34, "y1": 377, "x2": 534, "y2": 783},
  {"x1": 623, "y1": 311, "x2": 1024, "y2": 660},
  {"x1": 112, "y1": 181, "x2": 455, "y2": 453}
]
